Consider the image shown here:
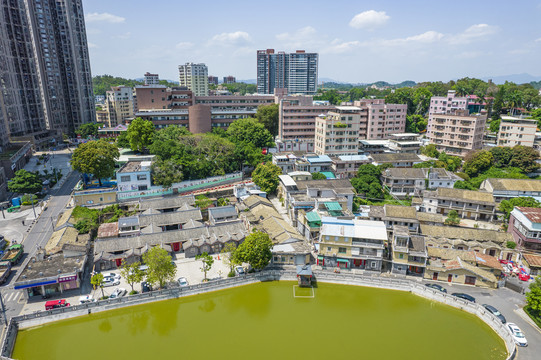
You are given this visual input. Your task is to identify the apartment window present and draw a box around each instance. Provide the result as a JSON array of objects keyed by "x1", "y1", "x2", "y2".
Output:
[
  {"x1": 398, "y1": 253, "x2": 404, "y2": 259},
  {"x1": 120, "y1": 175, "x2": 130, "y2": 182},
  {"x1": 137, "y1": 174, "x2": 147, "y2": 181},
  {"x1": 327, "y1": 247, "x2": 332, "y2": 251},
  {"x1": 338, "y1": 247, "x2": 347, "y2": 254}
]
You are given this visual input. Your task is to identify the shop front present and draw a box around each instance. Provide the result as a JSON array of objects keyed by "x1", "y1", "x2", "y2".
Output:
[{"x1": 15, "y1": 273, "x2": 80, "y2": 300}]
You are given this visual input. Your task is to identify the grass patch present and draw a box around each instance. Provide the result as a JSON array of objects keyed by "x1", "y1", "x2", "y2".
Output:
[{"x1": 524, "y1": 306, "x2": 541, "y2": 329}]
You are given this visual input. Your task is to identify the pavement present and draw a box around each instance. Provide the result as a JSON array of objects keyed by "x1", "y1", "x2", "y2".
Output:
[
  {"x1": 0, "y1": 170, "x2": 81, "y2": 321},
  {"x1": 423, "y1": 280, "x2": 540, "y2": 360}
]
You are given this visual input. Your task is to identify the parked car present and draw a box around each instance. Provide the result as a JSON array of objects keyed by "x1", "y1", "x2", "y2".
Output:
[
  {"x1": 425, "y1": 283, "x2": 447, "y2": 293},
  {"x1": 507, "y1": 323, "x2": 527, "y2": 347},
  {"x1": 177, "y1": 277, "x2": 189, "y2": 287},
  {"x1": 101, "y1": 272, "x2": 121, "y2": 280},
  {"x1": 109, "y1": 288, "x2": 127, "y2": 299},
  {"x1": 139, "y1": 265, "x2": 149, "y2": 274},
  {"x1": 141, "y1": 281, "x2": 152, "y2": 293},
  {"x1": 451, "y1": 293, "x2": 476, "y2": 303},
  {"x1": 102, "y1": 277, "x2": 120, "y2": 287},
  {"x1": 235, "y1": 266, "x2": 245, "y2": 276},
  {"x1": 45, "y1": 299, "x2": 70, "y2": 310},
  {"x1": 482, "y1": 304, "x2": 506, "y2": 323},
  {"x1": 79, "y1": 295, "x2": 96, "y2": 304}
]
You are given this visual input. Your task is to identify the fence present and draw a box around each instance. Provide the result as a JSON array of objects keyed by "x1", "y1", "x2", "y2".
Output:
[{"x1": 1, "y1": 270, "x2": 516, "y2": 359}]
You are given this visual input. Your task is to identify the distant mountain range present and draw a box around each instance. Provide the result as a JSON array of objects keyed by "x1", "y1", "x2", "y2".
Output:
[
  {"x1": 319, "y1": 78, "x2": 417, "y2": 89},
  {"x1": 479, "y1": 73, "x2": 541, "y2": 85}
]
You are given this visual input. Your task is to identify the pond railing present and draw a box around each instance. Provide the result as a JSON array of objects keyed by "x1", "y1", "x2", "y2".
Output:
[{"x1": 0, "y1": 269, "x2": 516, "y2": 359}]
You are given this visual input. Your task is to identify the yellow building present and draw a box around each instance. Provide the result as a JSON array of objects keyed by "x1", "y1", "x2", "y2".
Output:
[{"x1": 73, "y1": 188, "x2": 117, "y2": 207}]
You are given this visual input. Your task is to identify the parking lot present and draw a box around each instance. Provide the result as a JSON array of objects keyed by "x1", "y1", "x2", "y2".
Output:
[{"x1": 19, "y1": 253, "x2": 234, "y2": 314}]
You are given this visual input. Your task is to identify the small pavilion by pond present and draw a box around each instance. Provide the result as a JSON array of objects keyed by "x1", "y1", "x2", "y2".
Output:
[{"x1": 296, "y1": 265, "x2": 313, "y2": 287}]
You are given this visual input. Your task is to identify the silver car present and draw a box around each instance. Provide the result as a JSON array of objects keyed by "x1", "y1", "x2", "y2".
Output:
[
  {"x1": 102, "y1": 277, "x2": 120, "y2": 287},
  {"x1": 109, "y1": 288, "x2": 127, "y2": 298}
]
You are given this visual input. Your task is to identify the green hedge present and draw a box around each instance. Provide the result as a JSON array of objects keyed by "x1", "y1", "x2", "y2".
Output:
[{"x1": 524, "y1": 306, "x2": 541, "y2": 329}]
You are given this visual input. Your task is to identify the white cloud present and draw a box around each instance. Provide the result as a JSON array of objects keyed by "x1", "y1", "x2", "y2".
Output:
[
  {"x1": 349, "y1": 10, "x2": 389, "y2": 30},
  {"x1": 87, "y1": 42, "x2": 98, "y2": 49},
  {"x1": 85, "y1": 12, "x2": 125, "y2": 24},
  {"x1": 209, "y1": 31, "x2": 252, "y2": 46},
  {"x1": 535, "y1": 37, "x2": 541, "y2": 42},
  {"x1": 448, "y1": 24, "x2": 498, "y2": 45},
  {"x1": 276, "y1": 26, "x2": 317, "y2": 41},
  {"x1": 113, "y1": 32, "x2": 131, "y2": 40},
  {"x1": 323, "y1": 39, "x2": 361, "y2": 54},
  {"x1": 176, "y1": 42, "x2": 194, "y2": 50}
]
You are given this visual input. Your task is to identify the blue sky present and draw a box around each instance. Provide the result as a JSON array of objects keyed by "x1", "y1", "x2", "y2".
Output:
[{"x1": 83, "y1": 0, "x2": 541, "y2": 83}]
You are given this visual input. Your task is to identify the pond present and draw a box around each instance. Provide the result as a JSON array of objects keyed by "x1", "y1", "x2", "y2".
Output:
[{"x1": 12, "y1": 281, "x2": 507, "y2": 360}]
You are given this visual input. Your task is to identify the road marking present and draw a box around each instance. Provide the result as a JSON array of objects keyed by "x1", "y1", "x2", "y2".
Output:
[{"x1": 5, "y1": 291, "x2": 14, "y2": 302}]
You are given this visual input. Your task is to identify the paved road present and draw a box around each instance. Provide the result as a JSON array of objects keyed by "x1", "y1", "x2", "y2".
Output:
[
  {"x1": 425, "y1": 280, "x2": 540, "y2": 360},
  {"x1": 1, "y1": 170, "x2": 80, "y2": 321}
]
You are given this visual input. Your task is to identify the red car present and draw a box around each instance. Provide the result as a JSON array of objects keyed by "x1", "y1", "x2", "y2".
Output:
[
  {"x1": 518, "y1": 273, "x2": 530, "y2": 282},
  {"x1": 45, "y1": 299, "x2": 70, "y2": 310}
]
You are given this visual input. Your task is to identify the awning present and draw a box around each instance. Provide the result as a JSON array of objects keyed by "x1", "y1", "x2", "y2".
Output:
[
  {"x1": 324, "y1": 202, "x2": 342, "y2": 211},
  {"x1": 306, "y1": 211, "x2": 321, "y2": 222},
  {"x1": 14, "y1": 279, "x2": 57, "y2": 290},
  {"x1": 317, "y1": 256, "x2": 324, "y2": 260},
  {"x1": 337, "y1": 258, "x2": 349, "y2": 263},
  {"x1": 320, "y1": 171, "x2": 336, "y2": 179}
]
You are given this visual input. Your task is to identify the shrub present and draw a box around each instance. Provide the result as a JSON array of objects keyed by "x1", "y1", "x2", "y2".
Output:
[
  {"x1": 228, "y1": 271, "x2": 235, "y2": 277},
  {"x1": 100, "y1": 296, "x2": 109, "y2": 300},
  {"x1": 129, "y1": 290, "x2": 138, "y2": 295},
  {"x1": 506, "y1": 241, "x2": 517, "y2": 249}
]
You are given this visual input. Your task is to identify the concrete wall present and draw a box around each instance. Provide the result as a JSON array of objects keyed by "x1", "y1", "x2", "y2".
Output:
[{"x1": 2, "y1": 270, "x2": 516, "y2": 360}]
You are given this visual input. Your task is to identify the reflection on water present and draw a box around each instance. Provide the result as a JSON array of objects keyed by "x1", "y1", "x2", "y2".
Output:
[{"x1": 12, "y1": 282, "x2": 507, "y2": 360}]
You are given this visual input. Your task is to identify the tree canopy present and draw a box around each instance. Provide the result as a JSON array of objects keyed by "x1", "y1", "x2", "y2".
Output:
[
  {"x1": 195, "y1": 252, "x2": 214, "y2": 281},
  {"x1": 499, "y1": 197, "x2": 541, "y2": 221},
  {"x1": 77, "y1": 123, "x2": 99, "y2": 138},
  {"x1": 351, "y1": 164, "x2": 384, "y2": 201},
  {"x1": 252, "y1": 162, "x2": 282, "y2": 194},
  {"x1": 226, "y1": 117, "x2": 274, "y2": 149},
  {"x1": 120, "y1": 260, "x2": 144, "y2": 292},
  {"x1": 311, "y1": 172, "x2": 327, "y2": 180},
  {"x1": 526, "y1": 276, "x2": 541, "y2": 319},
  {"x1": 127, "y1": 117, "x2": 155, "y2": 152},
  {"x1": 7, "y1": 169, "x2": 42, "y2": 194},
  {"x1": 71, "y1": 140, "x2": 119, "y2": 186},
  {"x1": 256, "y1": 103, "x2": 279, "y2": 137},
  {"x1": 235, "y1": 231, "x2": 273, "y2": 271},
  {"x1": 142, "y1": 247, "x2": 176, "y2": 289}
]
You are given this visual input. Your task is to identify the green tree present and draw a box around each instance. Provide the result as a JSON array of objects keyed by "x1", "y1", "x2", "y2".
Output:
[
  {"x1": 311, "y1": 172, "x2": 327, "y2": 180},
  {"x1": 127, "y1": 117, "x2": 155, "y2": 152},
  {"x1": 405, "y1": 115, "x2": 427, "y2": 133},
  {"x1": 120, "y1": 260, "x2": 144, "y2": 292},
  {"x1": 499, "y1": 197, "x2": 541, "y2": 221},
  {"x1": 490, "y1": 147, "x2": 513, "y2": 168},
  {"x1": 526, "y1": 276, "x2": 541, "y2": 318},
  {"x1": 462, "y1": 150, "x2": 494, "y2": 177},
  {"x1": 142, "y1": 247, "x2": 176, "y2": 289},
  {"x1": 530, "y1": 108, "x2": 541, "y2": 130},
  {"x1": 221, "y1": 242, "x2": 239, "y2": 276},
  {"x1": 148, "y1": 126, "x2": 191, "y2": 159},
  {"x1": 91, "y1": 273, "x2": 105, "y2": 298},
  {"x1": 77, "y1": 123, "x2": 99, "y2": 138},
  {"x1": 412, "y1": 88, "x2": 433, "y2": 115},
  {"x1": 71, "y1": 140, "x2": 119, "y2": 186},
  {"x1": 489, "y1": 119, "x2": 500, "y2": 133},
  {"x1": 421, "y1": 144, "x2": 439, "y2": 158},
  {"x1": 116, "y1": 132, "x2": 130, "y2": 148},
  {"x1": 444, "y1": 210, "x2": 461, "y2": 226},
  {"x1": 509, "y1": 145, "x2": 539, "y2": 173},
  {"x1": 151, "y1": 159, "x2": 183, "y2": 188},
  {"x1": 491, "y1": 85, "x2": 505, "y2": 120},
  {"x1": 255, "y1": 103, "x2": 279, "y2": 137},
  {"x1": 252, "y1": 162, "x2": 282, "y2": 194},
  {"x1": 7, "y1": 169, "x2": 42, "y2": 194},
  {"x1": 195, "y1": 252, "x2": 214, "y2": 281},
  {"x1": 226, "y1": 118, "x2": 274, "y2": 149},
  {"x1": 195, "y1": 194, "x2": 213, "y2": 209},
  {"x1": 92, "y1": 75, "x2": 142, "y2": 96},
  {"x1": 506, "y1": 241, "x2": 517, "y2": 249},
  {"x1": 351, "y1": 164, "x2": 384, "y2": 201},
  {"x1": 235, "y1": 231, "x2": 273, "y2": 271}
]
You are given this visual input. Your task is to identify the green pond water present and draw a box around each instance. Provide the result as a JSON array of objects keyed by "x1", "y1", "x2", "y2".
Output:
[{"x1": 12, "y1": 281, "x2": 506, "y2": 360}]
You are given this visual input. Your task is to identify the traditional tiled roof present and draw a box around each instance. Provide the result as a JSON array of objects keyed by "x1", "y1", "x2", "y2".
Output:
[
  {"x1": 433, "y1": 188, "x2": 495, "y2": 204},
  {"x1": 295, "y1": 179, "x2": 354, "y2": 194},
  {"x1": 383, "y1": 168, "x2": 427, "y2": 179},
  {"x1": 524, "y1": 253, "x2": 541, "y2": 268},
  {"x1": 138, "y1": 195, "x2": 195, "y2": 211},
  {"x1": 384, "y1": 205, "x2": 418, "y2": 220},
  {"x1": 484, "y1": 178, "x2": 541, "y2": 192},
  {"x1": 421, "y1": 224, "x2": 511, "y2": 243},
  {"x1": 371, "y1": 153, "x2": 421, "y2": 163}
]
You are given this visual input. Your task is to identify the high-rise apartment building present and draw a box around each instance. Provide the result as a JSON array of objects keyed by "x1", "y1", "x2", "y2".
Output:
[
  {"x1": 497, "y1": 116, "x2": 537, "y2": 147},
  {"x1": 314, "y1": 106, "x2": 362, "y2": 156},
  {"x1": 427, "y1": 109, "x2": 487, "y2": 157},
  {"x1": 257, "y1": 49, "x2": 318, "y2": 95},
  {"x1": 144, "y1": 72, "x2": 159, "y2": 85},
  {"x1": 106, "y1": 86, "x2": 134, "y2": 127},
  {"x1": 178, "y1": 63, "x2": 208, "y2": 96},
  {"x1": 208, "y1": 76, "x2": 218, "y2": 86},
  {"x1": 223, "y1": 76, "x2": 236, "y2": 84},
  {"x1": 0, "y1": 0, "x2": 94, "y2": 149}
]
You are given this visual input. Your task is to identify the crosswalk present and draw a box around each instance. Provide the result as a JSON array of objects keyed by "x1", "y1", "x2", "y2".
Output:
[{"x1": 2, "y1": 289, "x2": 22, "y2": 304}]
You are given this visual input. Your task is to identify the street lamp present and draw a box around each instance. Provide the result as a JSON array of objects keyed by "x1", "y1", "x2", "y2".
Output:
[{"x1": 26, "y1": 192, "x2": 40, "y2": 219}]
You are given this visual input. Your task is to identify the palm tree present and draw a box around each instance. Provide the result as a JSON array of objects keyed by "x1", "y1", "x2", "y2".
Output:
[
  {"x1": 505, "y1": 91, "x2": 523, "y2": 116},
  {"x1": 455, "y1": 86, "x2": 468, "y2": 97}
]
